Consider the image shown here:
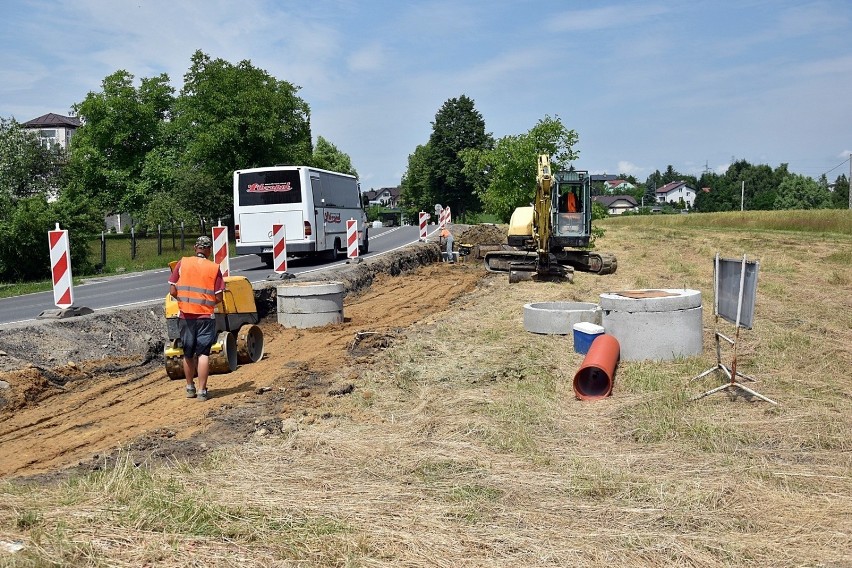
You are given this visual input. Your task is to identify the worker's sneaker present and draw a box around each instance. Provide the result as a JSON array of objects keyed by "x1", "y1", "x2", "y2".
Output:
[
  {"x1": 186, "y1": 385, "x2": 196, "y2": 398},
  {"x1": 197, "y1": 389, "x2": 210, "y2": 402}
]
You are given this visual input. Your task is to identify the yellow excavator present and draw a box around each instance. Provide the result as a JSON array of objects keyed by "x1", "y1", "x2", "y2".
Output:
[
  {"x1": 163, "y1": 266, "x2": 264, "y2": 380},
  {"x1": 484, "y1": 154, "x2": 617, "y2": 282}
]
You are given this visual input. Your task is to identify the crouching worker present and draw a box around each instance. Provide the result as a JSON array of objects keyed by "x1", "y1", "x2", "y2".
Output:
[
  {"x1": 439, "y1": 224, "x2": 455, "y2": 263},
  {"x1": 168, "y1": 236, "x2": 224, "y2": 402}
]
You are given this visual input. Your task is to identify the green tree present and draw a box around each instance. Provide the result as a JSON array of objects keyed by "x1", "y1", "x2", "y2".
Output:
[
  {"x1": 0, "y1": 118, "x2": 65, "y2": 200},
  {"x1": 68, "y1": 70, "x2": 174, "y2": 216},
  {"x1": 311, "y1": 136, "x2": 357, "y2": 176},
  {"x1": 171, "y1": 50, "x2": 312, "y2": 225},
  {"x1": 399, "y1": 143, "x2": 433, "y2": 221},
  {"x1": 460, "y1": 115, "x2": 578, "y2": 221},
  {"x1": 426, "y1": 95, "x2": 492, "y2": 218},
  {"x1": 0, "y1": 119, "x2": 98, "y2": 281},
  {"x1": 774, "y1": 174, "x2": 832, "y2": 209},
  {"x1": 831, "y1": 174, "x2": 849, "y2": 209}
]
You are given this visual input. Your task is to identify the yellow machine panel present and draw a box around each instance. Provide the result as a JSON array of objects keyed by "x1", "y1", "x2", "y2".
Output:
[{"x1": 507, "y1": 206, "x2": 534, "y2": 237}]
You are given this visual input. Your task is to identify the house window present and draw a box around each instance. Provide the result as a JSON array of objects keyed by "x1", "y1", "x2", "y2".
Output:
[{"x1": 39, "y1": 129, "x2": 57, "y2": 148}]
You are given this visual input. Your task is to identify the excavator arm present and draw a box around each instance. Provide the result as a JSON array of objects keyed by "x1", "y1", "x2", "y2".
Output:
[{"x1": 533, "y1": 154, "x2": 554, "y2": 271}]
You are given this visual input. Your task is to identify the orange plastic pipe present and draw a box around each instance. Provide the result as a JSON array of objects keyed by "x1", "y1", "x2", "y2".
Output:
[{"x1": 573, "y1": 334, "x2": 620, "y2": 400}]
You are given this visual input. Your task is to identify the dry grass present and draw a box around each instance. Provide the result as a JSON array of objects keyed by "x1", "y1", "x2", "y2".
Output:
[{"x1": 1, "y1": 218, "x2": 851, "y2": 567}]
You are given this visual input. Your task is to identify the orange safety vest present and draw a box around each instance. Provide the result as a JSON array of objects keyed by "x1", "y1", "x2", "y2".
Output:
[
  {"x1": 174, "y1": 256, "x2": 220, "y2": 316},
  {"x1": 566, "y1": 192, "x2": 578, "y2": 213}
]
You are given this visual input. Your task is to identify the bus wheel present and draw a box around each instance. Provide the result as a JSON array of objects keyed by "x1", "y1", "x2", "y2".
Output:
[{"x1": 324, "y1": 239, "x2": 343, "y2": 261}]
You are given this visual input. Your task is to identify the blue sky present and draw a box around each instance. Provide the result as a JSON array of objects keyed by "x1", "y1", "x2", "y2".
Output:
[{"x1": 2, "y1": 0, "x2": 851, "y2": 190}]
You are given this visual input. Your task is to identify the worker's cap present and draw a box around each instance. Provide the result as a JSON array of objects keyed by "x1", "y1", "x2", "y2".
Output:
[{"x1": 195, "y1": 236, "x2": 213, "y2": 248}]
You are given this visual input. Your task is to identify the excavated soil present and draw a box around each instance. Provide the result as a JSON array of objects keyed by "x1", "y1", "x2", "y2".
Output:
[{"x1": 0, "y1": 242, "x2": 492, "y2": 480}]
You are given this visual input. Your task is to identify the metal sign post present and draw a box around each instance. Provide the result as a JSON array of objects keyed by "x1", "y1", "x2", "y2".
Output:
[{"x1": 693, "y1": 253, "x2": 777, "y2": 404}]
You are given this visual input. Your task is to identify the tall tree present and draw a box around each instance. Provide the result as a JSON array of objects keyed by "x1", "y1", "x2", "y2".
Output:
[
  {"x1": 311, "y1": 136, "x2": 357, "y2": 176},
  {"x1": 171, "y1": 51, "x2": 312, "y2": 224},
  {"x1": 831, "y1": 174, "x2": 849, "y2": 209},
  {"x1": 68, "y1": 70, "x2": 174, "y2": 216},
  {"x1": 399, "y1": 144, "x2": 433, "y2": 222},
  {"x1": 460, "y1": 115, "x2": 579, "y2": 221},
  {"x1": 426, "y1": 95, "x2": 492, "y2": 218}
]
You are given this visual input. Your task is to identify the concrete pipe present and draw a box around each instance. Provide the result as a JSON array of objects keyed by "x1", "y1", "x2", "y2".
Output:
[{"x1": 573, "y1": 334, "x2": 620, "y2": 401}]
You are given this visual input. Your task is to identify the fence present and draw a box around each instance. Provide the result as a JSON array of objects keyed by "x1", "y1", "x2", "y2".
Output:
[{"x1": 93, "y1": 223, "x2": 232, "y2": 272}]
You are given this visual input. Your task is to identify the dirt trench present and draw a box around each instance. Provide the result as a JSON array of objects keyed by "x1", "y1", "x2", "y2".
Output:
[{"x1": 0, "y1": 242, "x2": 489, "y2": 480}]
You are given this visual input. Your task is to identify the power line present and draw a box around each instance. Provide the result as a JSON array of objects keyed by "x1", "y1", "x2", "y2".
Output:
[{"x1": 819, "y1": 155, "x2": 851, "y2": 178}]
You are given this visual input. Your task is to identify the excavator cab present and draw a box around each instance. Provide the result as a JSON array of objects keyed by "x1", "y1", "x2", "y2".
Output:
[{"x1": 552, "y1": 169, "x2": 592, "y2": 247}]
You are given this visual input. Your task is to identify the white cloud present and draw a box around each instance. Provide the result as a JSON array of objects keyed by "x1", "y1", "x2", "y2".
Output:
[
  {"x1": 547, "y1": 4, "x2": 668, "y2": 32},
  {"x1": 347, "y1": 43, "x2": 388, "y2": 73},
  {"x1": 616, "y1": 161, "x2": 644, "y2": 177}
]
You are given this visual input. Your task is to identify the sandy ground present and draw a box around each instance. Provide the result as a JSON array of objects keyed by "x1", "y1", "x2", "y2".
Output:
[{"x1": 0, "y1": 238, "x2": 491, "y2": 480}]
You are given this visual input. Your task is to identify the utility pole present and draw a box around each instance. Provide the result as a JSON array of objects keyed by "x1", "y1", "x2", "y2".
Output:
[
  {"x1": 741, "y1": 181, "x2": 745, "y2": 212},
  {"x1": 848, "y1": 153, "x2": 851, "y2": 210}
]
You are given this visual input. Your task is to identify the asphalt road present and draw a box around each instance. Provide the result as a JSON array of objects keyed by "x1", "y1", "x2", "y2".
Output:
[{"x1": 0, "y1": 224, "x2": 434, "y2": 327}]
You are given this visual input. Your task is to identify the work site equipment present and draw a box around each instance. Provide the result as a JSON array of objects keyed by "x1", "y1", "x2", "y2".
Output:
[
  {"x1": 164, "y1": 269, "x2": 264, "y2": 380},
  {"x1": 484, "y1": 154, "x2": 617, "y2": 282}
]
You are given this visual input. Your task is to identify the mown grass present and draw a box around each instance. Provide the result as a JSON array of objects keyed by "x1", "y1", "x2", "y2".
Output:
[
  {"x1": 605, "y1": 208, "x2": 852, "y2": 235},
  {"x1": 1, "y1": 213, "x2": 850, "y2": 566},
  {"x1": 1, "y1": 453, "x2": 353, "y2": 566}
]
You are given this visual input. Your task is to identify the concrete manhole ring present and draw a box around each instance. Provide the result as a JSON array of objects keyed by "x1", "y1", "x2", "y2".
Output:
[
  {"x1": 277, "y1": 281, "x2": 345, "y2": 328},
  {"x1": 523, "y1": 301, "x2": 601, "y2": 335}
]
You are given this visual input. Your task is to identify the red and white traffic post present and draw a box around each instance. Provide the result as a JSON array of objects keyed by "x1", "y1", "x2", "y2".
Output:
[
  {"x1": 48, "y1": 223, "x2": 74, "y2": 309},
  {"x1": 272, "y1": 223, "x2": 288, "y2": 274},
  {"x1": 439, "y1": 206, "x2": 451, "y2": 228},
  {"x1": 212, "y1": 223, "x2": 230, "y2": 277},
  {"x1": 346, "y1": 219, "x2": 360, "y2": 263},
  {"x1": 419, "y1": 212, "x2": 428, "y2": 241}
]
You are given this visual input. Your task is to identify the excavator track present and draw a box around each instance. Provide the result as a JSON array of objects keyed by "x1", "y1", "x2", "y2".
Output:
[
  {"x1": 483, "y1": 250, "x2": 573, "y2": 282},
  {"x1": 558, "y1": 251, "x2": 618, "y2": 275},
  {"x1": 483, "y1": 250, "x2": 538, "y2": 273}
]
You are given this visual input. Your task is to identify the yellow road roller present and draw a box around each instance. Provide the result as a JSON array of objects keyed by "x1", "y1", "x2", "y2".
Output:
[{"x1": 164, "y1": 274, "x2": 264, "y2": 380}]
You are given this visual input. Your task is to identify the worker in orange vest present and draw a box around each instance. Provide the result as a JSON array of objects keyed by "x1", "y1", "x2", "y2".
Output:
[
  {"x1": 168, "y1": 235, "x2": 225, "y2": 401},
  {"x1": 439, "y1": 224, "x2": 455, "y2": 263}
]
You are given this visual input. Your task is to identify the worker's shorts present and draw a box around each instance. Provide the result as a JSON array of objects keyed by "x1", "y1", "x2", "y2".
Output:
[{"x1": 179, "y1": 317, "x2": 217, "y2": 358}]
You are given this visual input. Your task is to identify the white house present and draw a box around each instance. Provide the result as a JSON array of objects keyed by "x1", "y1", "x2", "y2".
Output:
[
  {"x1": 656, "y1": 181, "x2": 696, "y2": 207},
  {"x1": 22, "y1": 113, "x2": 81, "y2": 150},
  {"x1": 603, "y1": 179, "x2": 636, "y2": 193},
  {"x1": 593, "y1": 195, "x2": 639, "y2": 215},
  {"x1": 364, "y1": 187, "x2": 402, "y2": 207}
]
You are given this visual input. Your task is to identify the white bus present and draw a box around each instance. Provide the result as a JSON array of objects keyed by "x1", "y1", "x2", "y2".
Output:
[{"x1": 233, "y1": 165, "x2": 369, "y2": 267}]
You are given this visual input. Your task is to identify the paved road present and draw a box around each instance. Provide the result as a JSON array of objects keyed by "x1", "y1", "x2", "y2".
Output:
[{"x1": 0, "y1": 225, "x2": 435, "y2": 327}]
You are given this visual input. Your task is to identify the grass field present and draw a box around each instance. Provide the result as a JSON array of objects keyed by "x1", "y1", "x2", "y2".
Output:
[{"x1": 1, "y1": 211, "x2": 851, "y2": 566}]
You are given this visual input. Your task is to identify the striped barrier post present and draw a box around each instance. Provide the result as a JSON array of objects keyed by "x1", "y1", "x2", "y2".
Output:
[
  {"x1": 272, "y1": 223, "x2": 288, "y2": 273},
  {"x1": 346, "y1": 219, "x2": 359, "y2": 261},
  {"x1": 212, "y1": 224, "x2": 230, "y2": 277},
  {"x1": 419, "y1": 212, "x2": 428, "y2": 241},
  {"x1": 48, "y1": 223, "x2": 74, "y2": 309},
  {"x1": 439, "y1": 206, "x2": 451, "y2": 228}
]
